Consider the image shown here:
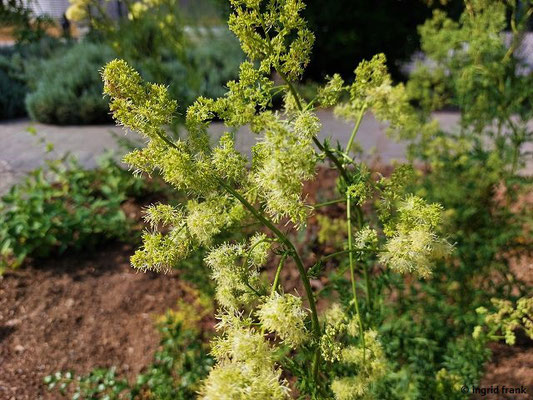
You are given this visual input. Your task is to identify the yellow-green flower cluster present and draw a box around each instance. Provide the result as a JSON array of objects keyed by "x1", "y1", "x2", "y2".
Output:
[
  {"x1": 143, "y1": 203, "x2": 182, "y2": 229},
  {"x1": 435, "y1": 368, "x2": 464, "y2": 397},
  {"x1": 102, "y1": 60, "x2": 177, "y2": 141},
  {"x1": 257, "y1": 293, "x2": 309, "y2": 347},
  {"x1": 379, "y1": 195, "x2": 453, "y2": 278},
  {"x1": 247, "y1": 233, "x2": 272, "y2": 267},
  {"x1": 200, "y1": 314, "x2": 290, "y2": 399},
  {"x1": 131, "y1": 196, "x2": 245, "y2": 272},
  {"x1": 205, "y1": 234, "x2": 271, "y2": 310},
  {"x1": 131, "y1": 229, "x2": 192, "y2": 273},
  {"x1": 212, "y1": 133, "x2": 247, "y2": 182},
  {"x1": 186, "y1": 196, "x2": 246, "y2": 246},
  {"x1": 187, "y1": 62, "x2": 274, "y2": 130},
  {"x1": 347, "y1": 164, "x2": 373, "y2": 206},
  {"x1": 317, "y1": 74, "x2": 345, "y2": 108},
  {"x1": 251, "y1": 111, "x2": 319, "y2": 224},
  {"x1": 354, "y1": 226, "x2": 378, "y2": 251},
  {"x1": 334, "y1": 54, "x2": 421, "y2": 139},
  {"x1": 319, "y1": 304, "x2": 359, "y2": 363},
  {"x1": 228, "y1": 0, "x2": 314, "y2": 79},
  {"x1": 103, "y1": 60, "x2": 223, "y2": 196},
  {"x1": 475, "y1": 297, "x2": 533, "y2": 345},
  {"x1": 376, "y1": 165, "x2": 415, "y2": 218},
  {"x1": 331, "y1": 330, "x2": 387, "y2": 400}
]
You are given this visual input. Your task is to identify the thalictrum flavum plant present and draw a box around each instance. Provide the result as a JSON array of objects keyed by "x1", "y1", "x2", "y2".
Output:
[{"x1": 101, "y1": 0, "x2": 452, "y2": 397}]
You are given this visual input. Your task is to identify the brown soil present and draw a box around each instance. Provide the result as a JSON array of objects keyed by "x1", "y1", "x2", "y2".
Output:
[
  {"x1": 0, "y1": 243, "x2": 189, "y2": 400},
  {"x1": 474, "y1": 339, "x2": 533, "y2": 400}
]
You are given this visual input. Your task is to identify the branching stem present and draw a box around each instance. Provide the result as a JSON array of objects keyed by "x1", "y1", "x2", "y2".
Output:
[
  {"x1": 346, "y1": 192, "x2": 366, "y2": 356},
  {"x1": 346, "y1": 105, "x2": 367, "y2": 153},
  {"x1": 271, "y1": 253, "x2": 288, "y2": 296}
]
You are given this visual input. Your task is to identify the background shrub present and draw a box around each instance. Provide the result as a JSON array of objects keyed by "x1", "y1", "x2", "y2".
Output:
[
  {"x1": 188, "y1": 28, "x2": 245, "y2": 100},
  {"x1": 0, "y1": 52, "x2": 27, "y2": 120},
  {"x1": 0, "y1": 38, "x2": 65, "y2": 120},
  {"x1": 0, "y1": 155, "x2": 145, "y2": 271},
  {"x1": 24, "y1": 41, "x2": 115, "y2": 125}
]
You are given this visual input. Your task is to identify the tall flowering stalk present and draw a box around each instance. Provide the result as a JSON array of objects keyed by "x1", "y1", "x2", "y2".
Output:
[{"x1": 102, "y1": 0, "x2": 451, "y2": 397}]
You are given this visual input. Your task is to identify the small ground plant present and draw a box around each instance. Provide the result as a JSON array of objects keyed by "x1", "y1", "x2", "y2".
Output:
[
  {"x1": 0, "y1": 153, "x2": 145, "y2": 271},
  {"x1": 98, "y1": 1, "x2": 462, "y2": 398},
  {"x1": 46, "y1": 290, "x2": 215, "y2": 400}
]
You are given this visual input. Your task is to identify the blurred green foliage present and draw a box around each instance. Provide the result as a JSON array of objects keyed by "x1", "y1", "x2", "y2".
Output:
[
  {"x1": 0, "y1": 37, "x2": 66, "y2": 120},
  {"x1": 368, "y1": 1, "x2": 533, "y2": 397},
  {"x1": 0, "y1": 54, "x2": 26, "y2": 119},
  {"x1": 0, "y1": 0, "x2": 54, "y2": 43},
  {"x1": 24, "y1": 41, "x2": 116, "y2": 124}
]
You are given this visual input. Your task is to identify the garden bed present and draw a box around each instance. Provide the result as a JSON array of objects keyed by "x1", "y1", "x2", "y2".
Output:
[
  {"x1": 0, "y1": 167, "x2": 531, "y2": 399},
  {"x1": 0, "y1": 244, "x2": 191, "y2": 399}
]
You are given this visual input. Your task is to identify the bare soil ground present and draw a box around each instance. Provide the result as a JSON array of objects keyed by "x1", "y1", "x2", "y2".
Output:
[{"x1": 0, "y1": 244, "x2": 188, "y2": 400}]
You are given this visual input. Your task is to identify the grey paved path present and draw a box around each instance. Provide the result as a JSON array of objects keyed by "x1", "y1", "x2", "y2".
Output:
[{"x1": 0, "y1": 111, "x2": 462, "y2": 195}]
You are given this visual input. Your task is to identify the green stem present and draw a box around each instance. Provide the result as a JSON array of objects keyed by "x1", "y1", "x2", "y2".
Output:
[
  {"x1": 346, "y1": 105, "x2": 367, "y2": 153},
  {"x1": 155, "y1": 130, "x2": 179, "y2": 150},
  {"x1": 321, "y1": 247, "x2": 380, "y2": 262},
  {"x1": 217, "y1": 179, "x2": 323, "y2": 382},
  {"x1": 346, "y1": 193, "x2": 365, "y2": 353},
  {"x1": 363, "y1": 262, "x2": 372, "y2": 308},
  {"x1": 217, "y1": 179, "x2": 320, "y2": 338},
  {"x1": 271, "y1": 253, "x2": 288, "y2": 296},
  {"x1": 276, "y1": 70, "x2": 351, "y2": 183},
  {"x1": 278, "y1": 70, "x2": 304, "y2": 111},
  {"x1": 313, "y1": 198, "x2": 345, "y2": 209},
  {"x1": 245, "y1": 281, "x2": 262, "y2": 297}
]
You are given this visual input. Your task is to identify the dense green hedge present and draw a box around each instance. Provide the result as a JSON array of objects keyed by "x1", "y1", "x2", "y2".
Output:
[
  {"x1": 6, "y1": 29, "x2": 242, "y2": 125},
  {"x1": 25, "y1": 41, "x2": 115, "y2": 125},
  {"x1": 0, "y1": 57, "x2": 26, "y2": 120}
]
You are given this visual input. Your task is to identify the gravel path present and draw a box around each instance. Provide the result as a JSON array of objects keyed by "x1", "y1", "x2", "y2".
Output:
[{"x1": 0, "y1": 111, "x2": 462, "y2": 195}]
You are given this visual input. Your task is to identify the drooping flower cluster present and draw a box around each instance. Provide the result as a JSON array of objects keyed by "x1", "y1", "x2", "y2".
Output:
[
  {"x1": 319, "y1": 304, "x2": 359, "y2": 363},
  {"x1": 200, "y1": 314, "x2": 290, "y2": 399},
  {"x1": 250, "y1": 111, "x2": 319, "y2": 224},
  {"x1": 205, "y1": 234, "x2": 271, "y2": 310},
  {"x1": 379, "y1": 195, "x2": 453, "y2": 278},
  {"x1": 131, "y1": 195, "x2": 245, "y2": 272},
  {"x1": 319, "y1": 304, "x2": 349, "y2": 363},
  {"x1": 257, "y1": 293, "x2": 309, "y2": 347},
  {"x1": 331, "y1": 330, "x2": 387, "y2": 400}
]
